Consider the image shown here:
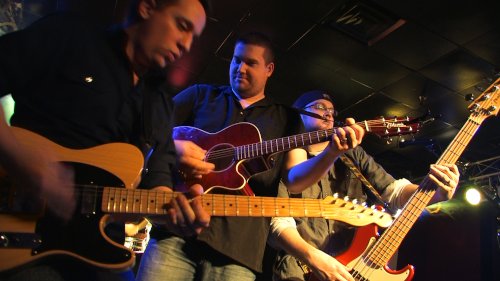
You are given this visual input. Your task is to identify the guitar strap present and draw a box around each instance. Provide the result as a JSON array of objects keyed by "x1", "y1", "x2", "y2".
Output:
[{"x1": 339, "y1": 154, "x2": 395, "y2": 214}]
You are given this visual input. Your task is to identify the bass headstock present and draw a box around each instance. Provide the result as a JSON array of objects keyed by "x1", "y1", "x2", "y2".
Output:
[{"x1": 468, "y1": 77, "x2": 500, "y2": 124}]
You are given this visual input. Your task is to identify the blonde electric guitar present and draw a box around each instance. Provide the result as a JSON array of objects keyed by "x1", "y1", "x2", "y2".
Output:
[{"x1": 0, "y1": 127, "x2": 393, "y2": 273}]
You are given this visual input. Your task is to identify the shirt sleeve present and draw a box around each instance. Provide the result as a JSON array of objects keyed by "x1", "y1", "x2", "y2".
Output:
[
  {"x1": 139, "y1": 89, "x2": 177, "y2": 189},
  {"x1": 268, "y1": 216, "x2": 297, "y2": 249},
  {"x1": 381, "y1": 178, "x2": 412, "y2": 210},
  {"x1": 172, "y1": 85, "x2": 199, "y2": 126}
]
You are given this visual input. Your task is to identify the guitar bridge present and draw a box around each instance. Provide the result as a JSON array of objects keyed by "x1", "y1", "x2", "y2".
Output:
[{"x1": 0, "y1": 232, "x2": 42, "y2": 249}]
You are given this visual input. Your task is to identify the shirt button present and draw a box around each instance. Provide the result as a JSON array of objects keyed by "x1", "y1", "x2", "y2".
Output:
[
  {"x1": 239, "y1": 111, "x2": 244, "y2": 116},
  {"x1": 84, "y1": 76, "x2": 94, "y2": 83}
]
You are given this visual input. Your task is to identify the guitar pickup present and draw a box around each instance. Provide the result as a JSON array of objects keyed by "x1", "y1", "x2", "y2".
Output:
[{"x1": 0, "y1": 232, "x2": 41, "y2": 249}]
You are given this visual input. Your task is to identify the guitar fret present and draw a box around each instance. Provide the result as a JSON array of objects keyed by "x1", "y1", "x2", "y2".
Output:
[
  {"x1": 274, "y1": 197, "x2": 277, "y2": 217},
  {"x1": 260, "y1": 196, "x2": 264, "y2": 216},
  {"x1": 236, "y1": 195, "x2": 240, "y2": 216},
  {"x1": 153, "y1": 190, "x2": 158, "y2": 214},
  {"x1": 223, "y1": 194, "x2": 227, "y2": 216},
  {"x1": 248, "y1": 196, "x2": 251, "y2": 216},
  {"x1": 112, "y1": 188, "x2": 117, "y2": 213},
  {"x1": 163, "y1": 192, "x2": 167, "y2": 214}
]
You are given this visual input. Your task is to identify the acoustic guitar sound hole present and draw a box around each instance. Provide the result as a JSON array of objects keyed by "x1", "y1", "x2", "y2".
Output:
[{"x1": 207, "y1": 143, "x2": 235, "y2": 172}]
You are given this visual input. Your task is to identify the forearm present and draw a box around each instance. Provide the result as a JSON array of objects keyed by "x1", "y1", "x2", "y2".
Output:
[
  {"x1": 284, "y1": 147, "x2": 339, "y2": 193},
  {"x1": 272, "y1": 227, "x2": 318, "y2": 263},
  {"x1": 392, "y1": 181, "x2": 453, "y2": 208}
]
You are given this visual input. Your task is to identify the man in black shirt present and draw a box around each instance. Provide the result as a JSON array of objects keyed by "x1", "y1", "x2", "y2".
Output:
[
  {"x1": 136, "y1": 33, "x2": 365, "y2": 281},
  {"x1": 0, "y1": 0, "x2": 209, "y2": 280}
]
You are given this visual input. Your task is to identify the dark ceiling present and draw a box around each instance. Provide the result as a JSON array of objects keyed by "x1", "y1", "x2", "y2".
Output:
[{"x1": 9, "y1": 0, "x2": 500, "y2": 182}]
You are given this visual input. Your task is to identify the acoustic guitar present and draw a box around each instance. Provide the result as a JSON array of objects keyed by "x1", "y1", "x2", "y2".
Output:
[{"x1": 174, "y1": 117, "x2": 420, "y2": 195}]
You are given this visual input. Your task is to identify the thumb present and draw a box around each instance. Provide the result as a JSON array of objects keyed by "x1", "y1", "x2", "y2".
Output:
[{"x1": 189, "y1": 183, "x2": 205, "y2": 197}]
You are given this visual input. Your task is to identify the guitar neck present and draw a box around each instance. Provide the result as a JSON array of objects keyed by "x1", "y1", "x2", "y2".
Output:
[
  {"x1": 233, "y1": 118, "x2": 416, "y2": 160},
  {"x1": 99, "y1": 188, "x2": 341, "y2": 217},
  {"x1": 366, "y1": 111, "x2": 487, "y2": 266},
  {"x1": 234, "y1": 128, "x2": 335, "y2": 160},
  {"x1": 95, "y1": 188, "x2": 392, "y2": 226}
]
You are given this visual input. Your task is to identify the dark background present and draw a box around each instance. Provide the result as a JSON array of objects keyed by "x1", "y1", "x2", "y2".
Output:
[{"x1": 1, "y1": 0, "x2": 499, "y2": 280}]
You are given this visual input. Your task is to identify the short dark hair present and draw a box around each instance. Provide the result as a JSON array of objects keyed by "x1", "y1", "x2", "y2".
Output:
[
  {"x1": 235, "y1": 32, "x2": 275, "y2": 64},
  {"x1": 128, "y1": 0, "x2": 211, "y2": 23},
  {"x1": 155, "y1": 0, "x2": 210, "y2": 14}
]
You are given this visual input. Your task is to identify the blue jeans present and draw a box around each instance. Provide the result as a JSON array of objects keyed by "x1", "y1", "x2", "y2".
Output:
[{"x1": 136, "y1": 236, "x2": 256, "y2": 281}]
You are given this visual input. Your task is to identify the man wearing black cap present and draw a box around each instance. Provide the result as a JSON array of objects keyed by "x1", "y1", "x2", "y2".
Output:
[{"x1": 269, "y1": 90, "x2": 460, "y2": 281}]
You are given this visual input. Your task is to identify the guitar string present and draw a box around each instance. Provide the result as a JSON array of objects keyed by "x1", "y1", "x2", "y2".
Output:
[
  {"x1": 354, "y1": 117, "x2": 479, "y2": 279},
  {"x1": 204, "y1": 120, "x2": 418, "y2": 161},
  {"x1": 351, "y1": 109, "x2": 487, "y2": 279},
  {"x1": 353, "y1": 125, "x2": 473, "y2": 279},
  {"x1": 358, "y1": 96, "x2": 494, "y2": 274},
  {"x1": 68, "y1": 186, "x2": 387, "y2": 223},
  {"x1": 370, "y1": 118, "x2": 476, "y2": 265},
  {"x1": 204, "y1": 120, "x2": 417, "y2": 160}
]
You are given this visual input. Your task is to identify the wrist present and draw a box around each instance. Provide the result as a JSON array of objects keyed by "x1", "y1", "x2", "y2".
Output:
[{"x1": 324, "y1": 144, "x2": 341, "y2": 159}]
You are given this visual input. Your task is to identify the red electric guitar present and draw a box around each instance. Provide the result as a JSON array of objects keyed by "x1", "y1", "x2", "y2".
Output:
[
  {"x1": 173, "y1": 117, "x2": 420, "y2": 195},
  {"x1": 308, "y1": 77, "x2": 500, "y2": 281}
]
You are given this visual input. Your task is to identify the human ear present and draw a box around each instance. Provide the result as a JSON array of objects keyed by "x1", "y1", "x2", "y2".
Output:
[
  {"x1": 266, "y1": 62, "x2": 275, "y2": 77},
  {"x1": 138, "y1": 0, "x2": 157, "y2": 19}
]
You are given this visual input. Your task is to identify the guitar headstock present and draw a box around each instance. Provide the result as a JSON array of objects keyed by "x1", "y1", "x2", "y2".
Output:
[
  {"x1": 321, "y1": 195, "x2": 393, "y2": 227},
  {"x1": 468, "y1": 77, "x2": 500, "y2": 124},
  {"x1": 365, "y1": 116, "x2": 420, "y2": 138}
]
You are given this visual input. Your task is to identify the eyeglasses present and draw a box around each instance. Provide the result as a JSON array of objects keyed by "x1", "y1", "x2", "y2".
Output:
[{"x1": 304, "y1": 103, "x2": 338, "y2": 117}]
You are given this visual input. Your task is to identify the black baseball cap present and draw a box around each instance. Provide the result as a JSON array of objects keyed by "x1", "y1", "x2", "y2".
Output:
[{"x1": 293, "y1": 90, "x2": 333, "y2": 109}]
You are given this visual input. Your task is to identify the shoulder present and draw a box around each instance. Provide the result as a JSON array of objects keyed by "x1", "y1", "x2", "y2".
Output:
[
  {"x1": 174, "y1": 84, "x2": 230, "y2": 100},
  {"x1": 30, "y1": 12, "x2": 96, "y2": 34}
]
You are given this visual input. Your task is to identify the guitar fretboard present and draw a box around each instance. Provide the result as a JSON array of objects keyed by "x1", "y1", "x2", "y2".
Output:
[
  {"x1": 95, "y1": 188, "x2": 392, "y2": 226},
  {"x1": 359, "y1": 79, "x2": 500, "y2": 267},
  {"x1": 235, "y1": 129, "x2": 333, "y2": 160},
  {"x1": 229, "y1": 118, "x2": 416, "y2": 161}
]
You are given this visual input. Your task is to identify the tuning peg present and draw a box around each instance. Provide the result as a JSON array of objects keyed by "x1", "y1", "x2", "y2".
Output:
[
  {"x1": 361, "y1": 202, "x2": 367, "y2": 207},
  {"x1": 370, "y1": 205, "x2": 376, "y2": 209},
  {"x1": 386, "y1": 138, "x2": 393, "y2": 144},
  {"x1": 343, "y1": 196, "x2": 350, "y2": 202},
  {"x1": 475, "y1": 86, "x2": 485, "y2": 92},
  {"x1": 352, "y1": 199, "x2": 358, "y2": 205},
  {"x1": 469, "y1": 103, "x2": 480, "y2": 112},
  {"x1": 333, "y1": 193, "x2": 339, "y2": 198},
  {"x1": 465, "y1": 93, "x2": 474, "y2": 101}
]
